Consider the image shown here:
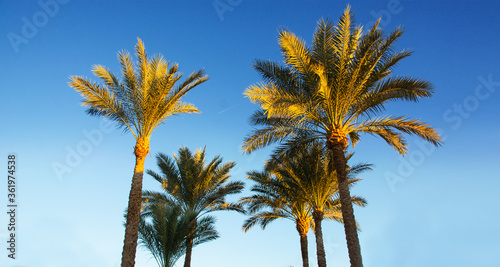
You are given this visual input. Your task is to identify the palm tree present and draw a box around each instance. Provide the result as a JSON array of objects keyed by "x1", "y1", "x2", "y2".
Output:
[
  {"x1": 144, "y1": 147, "x2": 245, "y2": 267},
  {"x1": 138, "y1": 202, "x2": 218, "y2": 267},
  {"x1": 69, "y1": 38, "x2": 208, "y2": 267},
  {"x1": 265, "y1": 142, "x2": 368, "y2": 267},
  {"x1": 242, "y1": 6, "x2": 442, "y2": 267},
  {"x1": 241, "y1": 170, "x2": 313, "y2": 267}
]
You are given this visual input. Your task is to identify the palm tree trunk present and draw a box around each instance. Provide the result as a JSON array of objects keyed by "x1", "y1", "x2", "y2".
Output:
[
  {"x1": 330, "y1": 143, "x2": 363, "y2": 267},
  {"x1": 121, "y1": 138, "x2": 149, "y2": 267},
  {"x1": 299, "y1": 233, "x2": 309, "y2": 267},
  {"x1": 312, "y1": 210, "x2": 327, "y2": 267},
  {"x1": 296, "y1": 222, "x2": 310, "y2": 267},
  {"x1": 183, "y1": 237, "x2": 193, "y2": 267}
]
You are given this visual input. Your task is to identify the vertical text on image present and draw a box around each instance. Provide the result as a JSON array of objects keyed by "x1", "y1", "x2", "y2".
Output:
[{"x1": 6, "y1": 154, "x2": 18, "y2": 260}]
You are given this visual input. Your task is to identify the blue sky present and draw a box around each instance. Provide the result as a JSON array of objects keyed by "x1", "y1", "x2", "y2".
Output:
[{"x1": 1, "y1": 1, "x2": 499, "y2": 266}]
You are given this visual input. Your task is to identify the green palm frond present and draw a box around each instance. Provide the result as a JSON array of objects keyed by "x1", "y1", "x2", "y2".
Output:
[
  {"x1": 142, "y1": 147, "x2": 244, "y2": 250},
  {"x1": 137, "y1": 202, "x2": 218, "y2": 267},
  {"x1": 192, "y1": 215, "x2": 219, "y2": 245},
  {"x1": 278, "y1": 28, "x2": 315, "y2": 78},
  {"x1": 242, "y1": 142, "x2": 368, "y2": 236},
  {"x1": 243, "y1": 211, "x2": 290, "y2": 232},
  {"x1": 265, "y1": 142, "x2": 368, "y2": 211},
  {"x1": 354, "y1": 116, "x2": 441, "y2": 154}
]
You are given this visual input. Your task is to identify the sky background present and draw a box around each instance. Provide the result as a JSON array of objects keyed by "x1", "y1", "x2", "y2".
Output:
[{"x1": 1, "y1": 0, "x2": 500, "y2": 266}]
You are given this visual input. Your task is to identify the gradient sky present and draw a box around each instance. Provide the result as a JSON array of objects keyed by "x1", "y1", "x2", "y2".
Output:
[{"x1": 1, "y1": 1, "x2": 500, "y2": 267}]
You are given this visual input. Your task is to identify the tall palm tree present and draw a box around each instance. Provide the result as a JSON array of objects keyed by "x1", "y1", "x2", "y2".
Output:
[
  {"x1": 242, "y1": 6, "x2": 442, "y2": 267},
  {"x1": 241, "y1": 170, "x2": 313, "y2": 267},
  {"x1": 144, "y1": 147, "x2": 245, "y2": 267},
  {"x1": 265, "y1": 142, "x2": 368, "y2": 267},
  {"x1": 138, "y1": 202, "x2": 218, "y2": 267},
  {"x1": 69, "y1": 38, "x2": 208, "y2": 267}
]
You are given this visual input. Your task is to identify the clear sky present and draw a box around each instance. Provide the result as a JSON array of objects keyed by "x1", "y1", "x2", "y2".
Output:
[{"x1": 1, "y1": 0, "x2": 499, "y2": 266}]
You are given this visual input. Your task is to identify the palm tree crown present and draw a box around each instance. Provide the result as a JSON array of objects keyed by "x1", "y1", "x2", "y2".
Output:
[
  {"x1": 265, "y1": 144, "x2": 369, "y2": 218},
  {"x1": 243, "y1": 7, "x2": 441, "y2": 155},
  {"x1": 265, "y1": 143, "x2": 369, "y2": 220},
  {"x1": 241, "y1": 170, "x2": 313, "y2": 267},
  {"x1": 145, "y1": 147, "x2": 245, "y2": 215},
  {"x1": 241, "y1": 170, "x2": 313, "y2": 233},
  {"x1": 70, "y1": 38, "x2": 206, "y2": 153}
]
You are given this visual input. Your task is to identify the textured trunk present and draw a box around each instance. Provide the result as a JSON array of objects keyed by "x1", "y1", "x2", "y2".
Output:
[
  {"x1": 330, "y1": 143, "x2": 363, "y2": 267},
  {"x1": 299, "y1": 233, "x2": 309, "y2": 267},
  {"x1": 183, "y1": 237, "x2": 193, "y2": 267},
  {"x1": 296, "y1": 221, "x2": 310, "y2": 267},
  {"x1": 312, "y1": 210, "x2": 327, "y2": 267},
  {"x1": 121, "y1": 138, "x2": 149, "y2": 267}
]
